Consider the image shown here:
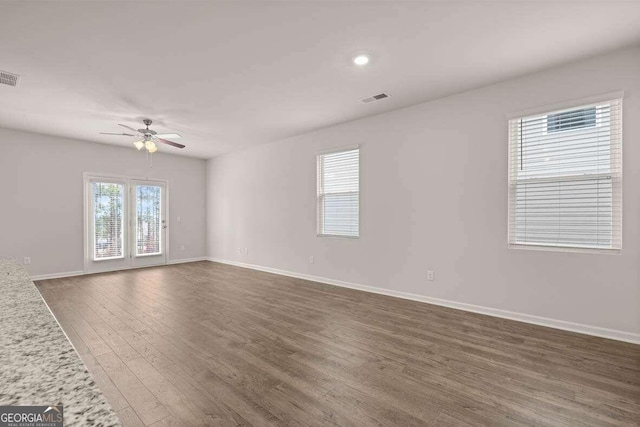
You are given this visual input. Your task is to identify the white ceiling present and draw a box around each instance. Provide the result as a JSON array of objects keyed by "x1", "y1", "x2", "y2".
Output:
[{"x1": 0, "y1": 1, "x2": 639, "y2": 159}]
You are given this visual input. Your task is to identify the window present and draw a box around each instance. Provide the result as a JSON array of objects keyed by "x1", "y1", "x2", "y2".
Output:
[
  {"x1": 508, "y1": 98, "x2": 622, "y2": 251},
  {"x1": 85, "y1": 174, "x2": 167, "y2": 273},
  {"x1": 93, "y1": 181, "x2": 124, "y2": 259},
  {"x1": 136, "y1": 185, "x2": 162, "y2": 255},
  {"x1": 317, "y1": 147, "x2": 359, "y2": 237},
  {"x1": 547, "y1": 107, "x2": 596, "y2": 133}
]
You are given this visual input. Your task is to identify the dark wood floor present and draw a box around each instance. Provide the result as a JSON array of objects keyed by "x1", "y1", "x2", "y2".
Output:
[{"x1": 36, "y1": 261, "x2": 640, "y2": 426}]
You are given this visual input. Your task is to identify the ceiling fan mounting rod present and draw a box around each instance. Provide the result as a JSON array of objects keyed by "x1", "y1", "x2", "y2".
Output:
[{"x1": 140, "y1": 119, "x2": 156, "y2": 135}]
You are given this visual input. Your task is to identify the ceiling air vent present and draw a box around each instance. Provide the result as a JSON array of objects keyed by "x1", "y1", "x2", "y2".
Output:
[
  {"x1": 360, "y1": 92, "x2": 390, "y2": 104},
  {"x1": 0, "y1": 71, "x2": 20, "y2": 87}
]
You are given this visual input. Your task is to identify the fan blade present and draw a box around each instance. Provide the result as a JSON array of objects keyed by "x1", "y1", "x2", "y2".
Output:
[
  {"x1": 100, "y1": 132, "x2": 135, "y2": 136},
  {"x1": 156, "y1": 137, "x2": 185, "y2": 149},
  {"x1": 118, "y1": 123, "x2": 140, "y2": 133},
  {"x1": 154, "y1": 133, "x2": 182, "y2": 139}
]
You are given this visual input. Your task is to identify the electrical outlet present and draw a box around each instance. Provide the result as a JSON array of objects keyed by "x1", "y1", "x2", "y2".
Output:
[
  {"x1": 24, "y1": 257, "x2": 31, "y2": 265},
  {"x1": 237, "y1": 248, "x2": 242, "y2": 255},
  {"x1": 426, "y1": 270, "x2": 434, "y2": 281},
  {"x1": 243, "y1": 248, "x2": 248, "y2": 255},
  {"x1": 177, "y1": 216, "x2": 182, "y2": 223},
  {"x1": 309, "y1": 256, "x2": 314, "y2": 264},
  {"x1": 180, "y1": 245, "x2": 185, "y2": 251}
]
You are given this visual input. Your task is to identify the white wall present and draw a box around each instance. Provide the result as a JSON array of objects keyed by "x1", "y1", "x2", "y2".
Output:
[
  {"x1": 0, "y1": 128, "x2": 207, "y2": 277},
  {"x1": 207, "y1": 47, "x2": 640, "y2": 338}
]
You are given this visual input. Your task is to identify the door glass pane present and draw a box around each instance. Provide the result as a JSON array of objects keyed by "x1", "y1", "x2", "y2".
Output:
[
  {"x1": 93, "y1": 182, "x2": 124, "y2": 259},
  {"x1": 136, "y1": 185, "x2": 162, "y2": 256}
]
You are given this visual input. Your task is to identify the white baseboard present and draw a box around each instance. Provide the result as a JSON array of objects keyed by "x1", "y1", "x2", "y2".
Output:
[
  {"x1": 31, "y1": 257, "x2": 207, "y2": 281},
  {"x1": 167, "y1": 257, "x2": 208, "y2": 265},
  {"x1": 207, "y1": 257, "x2": 640, "y2": 345},
  {"x1": 31, "y1": 270, "x2": 85, "y2": 281}
]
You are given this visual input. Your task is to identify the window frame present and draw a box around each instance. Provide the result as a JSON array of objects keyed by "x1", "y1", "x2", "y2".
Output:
[
  {"x1": 132, "y1": 180, "x2": 164, "y2": 258},
  {"x1": 83, "y1": 172, "x2": 170, "y2": 273},
  {"x1": 506, "y1": 92, "x2": 623, "y2": 254},
  {"x1": 90, "y1": 178, "x2": 127, "y2": 261},
  {"x1": 316, "y1": 145, "x2": 360, "y2": 239}
]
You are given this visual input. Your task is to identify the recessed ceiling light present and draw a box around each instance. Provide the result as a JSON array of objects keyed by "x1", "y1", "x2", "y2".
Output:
[{"x1": 353, "y1": 55, "x2": 370, "y2": 66}]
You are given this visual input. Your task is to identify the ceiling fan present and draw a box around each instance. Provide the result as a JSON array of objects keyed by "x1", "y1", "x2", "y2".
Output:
[{"x1": 100, "y1": 119, "x2": 185, "y2": 153}]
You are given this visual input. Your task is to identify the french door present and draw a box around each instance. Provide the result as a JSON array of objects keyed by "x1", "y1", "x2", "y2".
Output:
[{"x1": 85, "y1": 175, "x2": 167, "y2": 273}]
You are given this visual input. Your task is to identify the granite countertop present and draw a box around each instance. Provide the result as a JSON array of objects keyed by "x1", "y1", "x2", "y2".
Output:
[{"x1": 0, "y1": 259, "x2": 121, "y2": 426}]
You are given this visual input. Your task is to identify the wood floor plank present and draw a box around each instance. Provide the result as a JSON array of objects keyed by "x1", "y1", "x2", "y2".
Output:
[
  {"x1": 116, "y1": 406, "x2": 145, "y2": 427},
  {"x1": 36, "y1": 261, "x2": 640, "y2": 426},
  {"x1": 95, "y1": 351, "x2": 170, "y2": 425},
  {"x1": 80, "y1": 352, "x2": 130, "y2": 412}
]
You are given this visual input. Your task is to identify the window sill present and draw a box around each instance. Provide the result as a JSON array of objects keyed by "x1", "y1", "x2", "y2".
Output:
[
  {"x1": 93, "y1": 255, "x2": 125, "y2": 261},
  {"x1": 508, "y1": 243, "x2": 620, "y2": 255},
  {"x1": 317, "y1": 234, "x2": 359, "y2": 239}
]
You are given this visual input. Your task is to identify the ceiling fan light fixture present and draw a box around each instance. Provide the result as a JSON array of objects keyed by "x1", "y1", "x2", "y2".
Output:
[
  {"x1": 353, "y1": 54, "x2": 370, "y2": 66},
  {"x1": 101, "y1": 120, "x2": 185, "y2": 152}
]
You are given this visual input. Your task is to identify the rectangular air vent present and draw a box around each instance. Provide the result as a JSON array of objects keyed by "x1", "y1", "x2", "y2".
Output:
[
  {"x1": 0, "y1": 71, "x2": 20, "y2": 87},
  {"x1": 360, "y1": 92, "x2": 390, "y2": 104}
]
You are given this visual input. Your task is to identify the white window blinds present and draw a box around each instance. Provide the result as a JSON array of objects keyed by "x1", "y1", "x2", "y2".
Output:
[
  {"x1": 508, "y1": 98, "x2": 622, "y2": 251},
  {"x1": 317, "y1": 148, "x2": 359, "y2": 237},
  {"x1": 93, "y1": 181, "x2": 124, "y2": 259}
]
